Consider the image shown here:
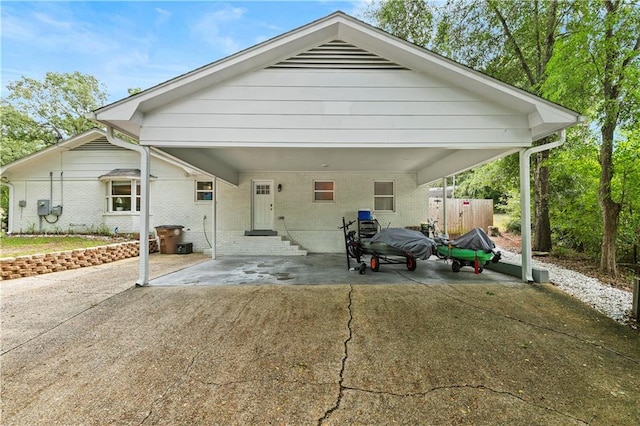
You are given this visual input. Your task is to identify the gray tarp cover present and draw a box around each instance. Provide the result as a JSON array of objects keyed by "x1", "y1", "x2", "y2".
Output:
[
  {"x1": 450, "y1": 228, "x2": 496, "y2": 252},
  {"x1": 369, "y1": 228, "x2": 437, "y2": 260}
]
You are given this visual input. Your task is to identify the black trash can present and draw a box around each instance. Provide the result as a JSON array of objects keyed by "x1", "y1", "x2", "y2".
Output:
[
  {"x1": 155, "y1": 225, "x2": 184, "y2": 254},
  {"x1": 176, "y1": 243, "x2": 193, "y2": 255}
]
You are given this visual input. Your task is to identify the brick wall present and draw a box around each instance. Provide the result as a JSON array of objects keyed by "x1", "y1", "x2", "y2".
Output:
[
  {"x1": 0, "y1": 240, "x2": 159, "y2": 281},
  {"x1": 217, "y1": 171, "x2": 430, "y2": 253}
]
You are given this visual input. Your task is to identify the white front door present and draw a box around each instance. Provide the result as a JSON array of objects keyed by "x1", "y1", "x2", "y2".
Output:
[{"x1": 252, "y1": 180, "x2": 274, "y2": 230}]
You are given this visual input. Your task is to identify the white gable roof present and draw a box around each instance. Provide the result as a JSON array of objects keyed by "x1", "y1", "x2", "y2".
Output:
[
  {"x1": 1, "y1": 129, "x2": 109, "y2": 174},
  {"x1": 0, "y1": 128, "x2": 214, "y2": 178},
  {"x1": 91, "y1": 11, "x2": 582, "y2": 185},
  {"x1": 93, "y1": 11, "x2": 580, "y2": 140}
]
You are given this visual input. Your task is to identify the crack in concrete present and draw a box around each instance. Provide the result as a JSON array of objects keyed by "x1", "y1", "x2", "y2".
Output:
[
  {"x1": 317, "y1": 284, "x2": 354, "y2": 425},
  {"x1": 341, "y1": 383, "x2": 589, "y2": 424},
  {"x1": 228, "y1": 287, "x2": 265, "y2": 327},
  {"x1": 139, "y1": 351, "x2": 200, "y2": 425}
]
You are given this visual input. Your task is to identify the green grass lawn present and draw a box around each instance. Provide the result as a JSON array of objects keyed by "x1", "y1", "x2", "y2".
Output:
[
  {"x1": 0, "y1": 235, "x2": 126, "y2": 258},
  {"x1": 493, "y1": 213, "x2": 510, "y2": 233}
]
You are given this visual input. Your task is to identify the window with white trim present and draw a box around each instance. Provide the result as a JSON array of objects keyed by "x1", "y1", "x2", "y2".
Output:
[
  {"x1": 374, "y1": 181, "x2": 395, "y2": 212},
  {"x1": 313, "y1": 180, "x2": 335, "y2": 202},
  {"x1": 196, "y1": 181, "x2": 213, "y2": 201},
  {"x1": 107, "y1": 180, "x2": 140, "y2": 212}
]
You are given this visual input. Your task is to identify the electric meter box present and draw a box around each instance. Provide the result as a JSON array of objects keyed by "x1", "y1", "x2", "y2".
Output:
[
  {"x1": 50, "y1": 205, "x2": 63, "y2": 216},
  {"x1": 37, "y1": 199, "x2": 50, "y2": 216}
]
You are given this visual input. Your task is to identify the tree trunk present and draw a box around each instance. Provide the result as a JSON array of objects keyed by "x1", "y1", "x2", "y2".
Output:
[
  {"x1": 533, "y1": 149, "x2": 552, "y2": 251},
  {"x1": 599, "y1": 122, "x2": 621, "y2": 276},
  {"x1": 596, "y1": 0, "x2": 632, "y2": 277}
]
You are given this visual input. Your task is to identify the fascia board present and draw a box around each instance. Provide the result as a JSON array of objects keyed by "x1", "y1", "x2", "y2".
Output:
[{"x1": 139, "y1": 140, "x2": 531, "y2": 149}]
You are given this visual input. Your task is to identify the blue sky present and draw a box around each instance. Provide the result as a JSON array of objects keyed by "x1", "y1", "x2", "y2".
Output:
[{"x1": 1, "y1": 1, "x2": 369, "y2": 103}]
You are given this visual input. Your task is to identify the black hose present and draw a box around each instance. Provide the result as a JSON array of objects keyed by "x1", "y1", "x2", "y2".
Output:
[{"x1": 203, "y1": 215, "x2": 212, "y2": 248}]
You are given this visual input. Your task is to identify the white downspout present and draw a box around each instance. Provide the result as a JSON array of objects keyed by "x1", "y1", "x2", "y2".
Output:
[
  {"x1": 519, "y1": 129, "x2": 566, "y2": 282},
  {"x1": 211, "y1": 177, "x2": 217, "y2": 259},
  {"x1": 105, "y1": 127, "x2": 150, "y2": 286},
  {"x1": 1, "y1": 182, "x2": 15, "y2": 234}
]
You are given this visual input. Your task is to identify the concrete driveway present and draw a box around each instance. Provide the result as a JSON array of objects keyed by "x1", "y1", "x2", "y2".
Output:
[{"x1": 2, "y1": 253, "x2": 639, "y2": 425}]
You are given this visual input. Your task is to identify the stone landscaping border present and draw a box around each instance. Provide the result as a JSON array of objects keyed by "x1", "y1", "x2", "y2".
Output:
[{"x1": 1, "y1": 240, "x2": 159, "y2": 280}]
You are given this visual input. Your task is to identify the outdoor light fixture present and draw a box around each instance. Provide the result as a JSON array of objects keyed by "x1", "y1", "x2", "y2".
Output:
[{"x1": 277, "y1": 184, "x2": 282, "y2": 192}]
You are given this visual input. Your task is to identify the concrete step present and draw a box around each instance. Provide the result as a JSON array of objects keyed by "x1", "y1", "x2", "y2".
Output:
[{"x1": 219, "y1": 236, "x2": 307, "y2": 256}]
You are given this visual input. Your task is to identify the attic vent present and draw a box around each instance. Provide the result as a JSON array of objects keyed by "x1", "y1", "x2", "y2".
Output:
[
  {"x1": 268, "y1": 40, "x2": 408, "y2": 70},
  {"x1": 70, "y1": 137, "x2": 128, "y2": 151}
]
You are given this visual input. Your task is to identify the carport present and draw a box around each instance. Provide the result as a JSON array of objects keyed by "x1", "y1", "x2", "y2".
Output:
[{"x1": 89, "y1": 12, "x2": 583, "y2": 286}]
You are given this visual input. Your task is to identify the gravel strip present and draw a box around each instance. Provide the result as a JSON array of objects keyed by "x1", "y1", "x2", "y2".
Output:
[{"x1": 497, "y1": 248, "x2": 633, "y2": 325}]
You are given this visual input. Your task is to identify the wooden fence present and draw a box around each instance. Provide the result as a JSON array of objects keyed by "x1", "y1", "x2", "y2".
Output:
[{"x1": 428, "y1": 198, "x2": 493, "y2": 237}]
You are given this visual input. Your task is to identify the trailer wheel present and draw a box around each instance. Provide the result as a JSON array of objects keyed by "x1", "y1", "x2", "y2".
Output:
[
  {"x1": 371, "y1": 256, "x2": 380, "y2": 272},
  {"x1": 406, "y1": 256, "x2": 417, "y2": 271},
  {"x1": 359, "y1": 263, "x2": 366, "y2": 274},
  {"x1": 452, "y1": 260, "x2": 461, "y2": 273}
]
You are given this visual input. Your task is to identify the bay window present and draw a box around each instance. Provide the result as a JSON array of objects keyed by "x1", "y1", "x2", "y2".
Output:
[{"x1": 107, "y1": 180, "x2": 140, "y2": 212}]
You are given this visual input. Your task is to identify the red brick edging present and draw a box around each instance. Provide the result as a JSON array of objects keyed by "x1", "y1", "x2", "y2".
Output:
[{"x1": 0, "y1": 240, "x2": 159, "y2": 281}]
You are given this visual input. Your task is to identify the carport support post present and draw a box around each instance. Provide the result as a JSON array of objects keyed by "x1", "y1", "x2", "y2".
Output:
[
  {"x1": 442, "y1": 177, "x2": 448, "y2": 237},
  {"x1": 519, "y1": 130, "x2": 566, "y2": 283},
  {"x1": 105, "y1": 127, "x2": 150, "y2": 286},
  {"x1": 138, "y1": 146, "x2": 151, "y2": 286},
  {"x1": 519, "y1": 149, "x2": 534, "y2": 282},
  {"x1": 211, "y1": 177, "x2": 217, "y2": 259}
]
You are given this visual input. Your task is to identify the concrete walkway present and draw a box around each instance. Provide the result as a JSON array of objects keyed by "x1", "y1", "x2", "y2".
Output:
[{"x1": 1, "y1": 253, "x2": 639, "y2": 425}]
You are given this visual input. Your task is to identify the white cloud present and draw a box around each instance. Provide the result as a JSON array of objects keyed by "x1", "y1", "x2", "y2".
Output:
[
  {"x1": 191, "y1": 5, "x2": 248, "y2": 55},
  {"x1": 154, "y1": 7, "x2": 172, "y2": 26},
  {"x1": 155, "y1": 7, "x2": 171, "y2": 17},
  {"x1": 0, "y1": 12, "x2": 37, "y2": 40},
  {"x1": 2, "y1": 6, "x2": 114, "y2": 55},
  {"x1": 209, "y1": 6, "x2": 247, "y2": 22},
  {"x1": 33, "y1": 12, "x2": 73, "y2": 31}
]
